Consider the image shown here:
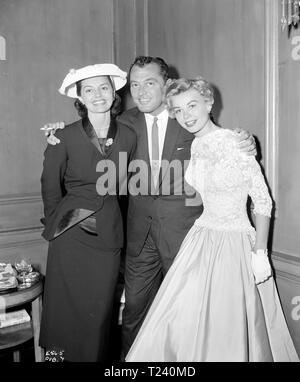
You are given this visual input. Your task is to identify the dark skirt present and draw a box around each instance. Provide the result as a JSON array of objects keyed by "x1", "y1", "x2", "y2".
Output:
[{"x1": 39, "y1": 224, "x2": 121, "y2": 362}]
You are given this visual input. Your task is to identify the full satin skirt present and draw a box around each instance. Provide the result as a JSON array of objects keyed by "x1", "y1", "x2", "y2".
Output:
[{"x1": 126, "y1": 225, "x2": 299, "y2": 362}]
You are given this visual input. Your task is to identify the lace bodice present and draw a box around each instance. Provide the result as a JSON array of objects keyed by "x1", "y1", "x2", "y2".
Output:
[{"x1": 185, "y1": 129, "x2": 272, "y2": 232}]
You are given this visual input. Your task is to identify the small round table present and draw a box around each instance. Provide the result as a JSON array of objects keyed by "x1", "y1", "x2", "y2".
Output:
[{"x1": 0, "y1": 279, "x2": 44, "y2": 362}]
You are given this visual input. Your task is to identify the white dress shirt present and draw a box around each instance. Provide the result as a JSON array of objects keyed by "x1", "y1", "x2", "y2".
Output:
[{"x1": 144, "y1": 109, "x2": 169, "y2": 167}]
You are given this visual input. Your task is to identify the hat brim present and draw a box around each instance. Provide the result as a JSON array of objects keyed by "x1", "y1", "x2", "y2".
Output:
[{"x1": 58, "y1": 64, "x2": 127, "y2": 98}]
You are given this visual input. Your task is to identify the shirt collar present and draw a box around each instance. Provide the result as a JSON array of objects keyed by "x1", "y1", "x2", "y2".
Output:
[{"x1": 145, "y1": 108, "x2": 169, "y2": 123}]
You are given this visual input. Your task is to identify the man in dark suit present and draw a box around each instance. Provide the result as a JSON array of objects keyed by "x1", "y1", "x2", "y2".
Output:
[
  {"x1": 43, "y1": 56, "x2": 256, "y2": 358},
  {"x1": 117, "y1": 56, "x2": 256, "y2": 356}
]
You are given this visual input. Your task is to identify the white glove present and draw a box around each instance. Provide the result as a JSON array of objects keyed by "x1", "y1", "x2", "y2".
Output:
[
  {"x1": 40, "y1": 122, "x2": 65, "y2": 145},
  {"x1": 251, "y1": 249, "x2": 272, "y2": 285}
]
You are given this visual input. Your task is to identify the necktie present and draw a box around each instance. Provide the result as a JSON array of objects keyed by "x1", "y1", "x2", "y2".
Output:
[{"x1": 151, "y1": 117, "x2": 160, "y2": 188}]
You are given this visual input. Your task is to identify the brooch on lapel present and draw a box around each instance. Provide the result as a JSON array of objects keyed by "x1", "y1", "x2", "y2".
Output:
[{"x1": 105, "y1": 138, "x2": 113, "y2": 147}]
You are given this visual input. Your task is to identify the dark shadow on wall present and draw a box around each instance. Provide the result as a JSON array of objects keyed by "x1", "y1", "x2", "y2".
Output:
[
  {"x1": 210, "y1": 83, "x2": 223, "y2": 127},
  {"x1": 118, "y1": 84, "x2": 134, "y2": 111}
]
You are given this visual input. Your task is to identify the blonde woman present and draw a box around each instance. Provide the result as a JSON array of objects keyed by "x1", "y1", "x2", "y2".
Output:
[{"x1": 126, "y1": 77, "x2": 299, "y2": 362}]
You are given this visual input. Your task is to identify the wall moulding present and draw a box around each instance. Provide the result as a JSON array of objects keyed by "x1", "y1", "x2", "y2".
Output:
[
  {"x1": 272, "y1": 251, "x2": 300, "y2": 282},
  {"x1": 0, "y1": 226, "x2": 44, "y2": 249},
  {"x1": 0, "y1": 193, "x2": 43, "y2": 232},
  {"x1": 0, "y1": 193, "x2": 42, "y2": 206},
  {"x1": 0, "y1": 227, "x2": 47, "y2": 274},
  {"x1": 264, "y1": 0, "x2": 279, "y2": 210}
]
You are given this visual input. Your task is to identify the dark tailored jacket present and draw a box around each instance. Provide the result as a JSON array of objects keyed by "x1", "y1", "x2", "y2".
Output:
[
  {"x1": 41, "y1": 116, "x2": 137, "y2": 249},
  {"x1": 118, "y1": 107, "x2": 203, "y2": 259}
]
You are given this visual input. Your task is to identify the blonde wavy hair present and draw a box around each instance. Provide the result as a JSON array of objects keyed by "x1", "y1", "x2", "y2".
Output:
[{"x1": 165, "y1": 76, "x2": 214, "y2": 118}]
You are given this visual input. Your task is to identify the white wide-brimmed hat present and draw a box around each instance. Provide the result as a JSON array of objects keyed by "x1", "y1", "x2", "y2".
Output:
[{"x1": 58, "y1": 63, "x2": 127, "y2": 98}]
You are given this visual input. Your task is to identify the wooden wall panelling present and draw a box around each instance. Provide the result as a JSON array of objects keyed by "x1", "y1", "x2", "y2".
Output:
[
  {"x1": 0, "y1": 0, "x2": 114, "y2": 272},
  {"x1": 146, "y1": 0, "x2": 266, "y2": 155},
  {"x1": 0, "y1": 228, "x2": 47, "y2": 275},
  {"x1": 273, "y1": 253, "x2": 300, "y2": 353},
  {"x1": 0, "y1": 195, "x2": 43, "y2": 232},
  {"x1": 113, "y1": 0, "x2": 148, "y2": 65},
  {"x1": 112, "y1": 0, "x2": 150, "y2": 110},
  {"x1": 264, "y1": 1, "x2": 300, "y2": 354},
  {"x1": 113, "y1": 0, "x2": 136, "y2": 71},
  {"x1": 113, "y1": 0, "x2": 137, "y2": 110},
  {"x1": 135, "y1": 0, "x2": 149, "y2": 56},
  {"x1": 271, "y1": 0, "x2": 300, "y2": 354},
  {"x1": 274, "y1": 1, "x2": 300, "y2": 257},
  {"x1": 264, "y1": 0, "x2": 279, "y2": 204},
  {"x1": 0, "y1": 194, "x2": 46, "y2": 272}
]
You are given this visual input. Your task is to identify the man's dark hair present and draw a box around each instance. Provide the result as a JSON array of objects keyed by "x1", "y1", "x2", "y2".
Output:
[{"x1": 129, "y1": 56, "x2": 169, "y2": 82}]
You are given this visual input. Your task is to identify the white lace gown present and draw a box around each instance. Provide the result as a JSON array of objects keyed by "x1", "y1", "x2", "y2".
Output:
[{"x1": 126, "y1": 129, "x2": 299, "y2": 362}]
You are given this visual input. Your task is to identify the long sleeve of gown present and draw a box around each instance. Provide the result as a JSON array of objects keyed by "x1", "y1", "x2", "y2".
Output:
[{"x1": 237, "y1": 152, "x2": 273, "y2": 218}]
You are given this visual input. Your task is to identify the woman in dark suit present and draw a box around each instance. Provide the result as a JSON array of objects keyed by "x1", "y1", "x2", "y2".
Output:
[{"x1": 39, "y1": 64, "x2": 137, "y2": 362}]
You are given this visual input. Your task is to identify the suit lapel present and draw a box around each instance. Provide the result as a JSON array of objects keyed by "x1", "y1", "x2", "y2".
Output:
[
  {"x1": 135, "y1": 112, "x2": 151, "y2": 166},
  {"x1": 159, "y1": 118, "x2": 182, "y2": 186},
  {"x1": 103, "y1": 117, "x2": 118, "y2": 158},
  {"x1": 117, "y1": 108, "x2": 150, "y2": 165},
  {"x1": 81, "y1": 117, "x2": 102, "y2": 153},
  {"x1": 129, "y1": 111, "x2": 153, "y2": 192},
  {"x1": 82, "y1": 116, "x2": 118, "y2": 157}
]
